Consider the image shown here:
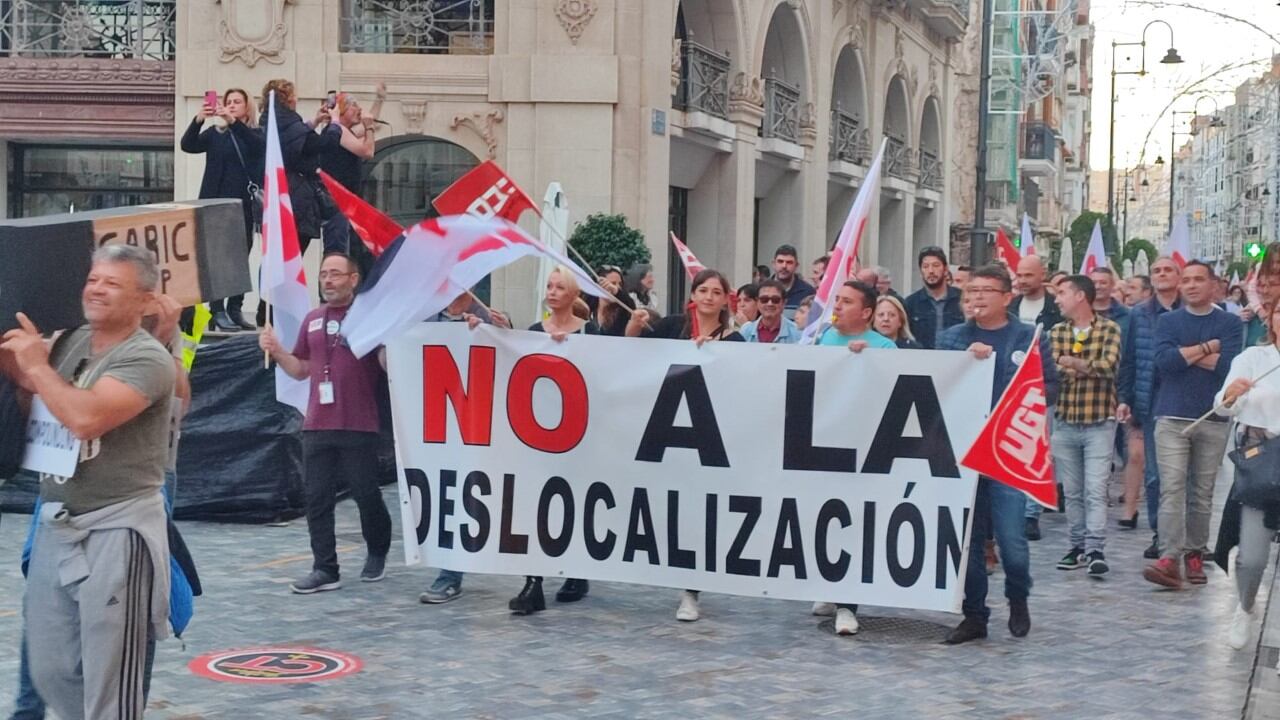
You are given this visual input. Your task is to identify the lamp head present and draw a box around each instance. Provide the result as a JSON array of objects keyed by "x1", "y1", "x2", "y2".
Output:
[
  {"x1": 1154, "y1": 155, "x2": 1165, "y2": 165},
  {"x1": 1160, "y1": 48, "x2": 1184, "y2": 64}
]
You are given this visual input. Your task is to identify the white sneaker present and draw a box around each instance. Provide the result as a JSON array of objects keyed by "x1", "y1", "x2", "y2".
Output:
[
  {"x1": 1228, "y1": 604, "x2": 1254, "y2": 651},
  {"x1": 835, "y1": 607, "x2": 859, "y2": 636},
  {"x1": 676, "y1": 590, "x2": 700, "y2": 622},
  {"x1": 812, "y1": 602, "x2": 836, "y2": 617}
]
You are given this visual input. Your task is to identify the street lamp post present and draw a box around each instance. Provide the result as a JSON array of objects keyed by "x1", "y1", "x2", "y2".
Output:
[{"x1": 1107, "y1": 21, "x2": 1183, "y2": 224}]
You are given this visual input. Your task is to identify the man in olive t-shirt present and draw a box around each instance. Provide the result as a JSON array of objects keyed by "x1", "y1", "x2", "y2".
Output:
[{"x1": 1, "y1": 245, "x2": 175, "y2": 720}]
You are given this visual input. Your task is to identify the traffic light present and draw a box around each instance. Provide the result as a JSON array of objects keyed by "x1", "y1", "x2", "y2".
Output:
[{"x1": 1245, "y1": 241, "x2": 1266, "y2": 261}]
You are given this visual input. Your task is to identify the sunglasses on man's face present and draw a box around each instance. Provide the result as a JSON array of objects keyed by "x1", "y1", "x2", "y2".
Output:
[{"x1": 758, "y1": 296, "x2": 783, "y2": 305}]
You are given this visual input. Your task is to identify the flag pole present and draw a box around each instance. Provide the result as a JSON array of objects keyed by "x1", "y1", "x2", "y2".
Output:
[{"x1": 1180, "y1": 362, "x2": 1280, "y2": 435}]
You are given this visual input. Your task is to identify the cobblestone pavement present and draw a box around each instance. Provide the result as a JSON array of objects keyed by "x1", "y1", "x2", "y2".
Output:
[{"x1": 0, "y1": 465, "x2": 1263, "y2": 720}]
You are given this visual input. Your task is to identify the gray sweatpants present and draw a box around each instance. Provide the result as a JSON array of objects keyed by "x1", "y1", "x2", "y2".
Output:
[
  {"x1": 25, "y1": 522, "x2": 155, "y2": 720},
  {"x1": 1236, "y1": 505, "x2": 1276, "y2": 612}
]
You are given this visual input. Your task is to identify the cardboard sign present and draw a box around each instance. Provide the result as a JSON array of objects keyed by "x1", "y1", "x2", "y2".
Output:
[
  {"x1": 0, "y1": 199, "x2": 251, "y2": 332},
  {"x1": 94, "y1": 204, "x2": 202, "y2": 303}
]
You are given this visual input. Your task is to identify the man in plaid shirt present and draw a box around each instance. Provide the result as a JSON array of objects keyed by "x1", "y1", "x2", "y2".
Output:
[{"x1": 1049, "y1": 275, "x2": 1123, "y2": 577}]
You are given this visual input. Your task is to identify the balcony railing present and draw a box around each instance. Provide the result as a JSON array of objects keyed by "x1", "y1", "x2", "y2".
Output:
[
  {"x1": 829, "y1": 106, "x2": 869, "y2": 164},
  {"x1": 0, "y1": 0, "x2": 175, "y2": 60},
  {"x1": 884, "y1": 134, "x2": 914, "y2": 181},
  {"x1": 341, "y1": 0, "x2": 494, "y2": 54},
  {"x1": 1023, "y1": 121, "x2": 1056, "y2": 162},
  {"x1": 762, "y1": 75, "x2": 800, "y2": 143},
  {"x1": 917, "y1": 148, "x2": 943, "y2": 190},
  {"x1": 673, "y1": 40, "x2": 729, "y2": 120}
]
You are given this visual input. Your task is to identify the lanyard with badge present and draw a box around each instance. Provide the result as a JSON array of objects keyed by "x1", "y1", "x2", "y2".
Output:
[{"x1": 318, "y1": 309, "x2": 342, "y2": 405}]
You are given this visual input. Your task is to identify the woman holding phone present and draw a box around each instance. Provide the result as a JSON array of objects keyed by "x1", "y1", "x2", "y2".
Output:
[{"x1": 180, "y1": 88, "x2": 263, "y2": 332}]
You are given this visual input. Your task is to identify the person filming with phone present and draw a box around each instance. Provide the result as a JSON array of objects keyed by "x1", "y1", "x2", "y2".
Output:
[{"x1": 180, "y1": 88, "x2": 263, "y2": 332}]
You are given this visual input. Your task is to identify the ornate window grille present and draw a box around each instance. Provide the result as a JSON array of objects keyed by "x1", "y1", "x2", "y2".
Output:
[
  {"x1": 829, "y1": 104, "x2": 867, "y2": 164},
  {"x1": 341, "y1": 0, "x2": 494, "y2": 54},
  {"x1": 673, "y1": 40, "x2": 729, "y2": 120},
  {"x1": 1, "y1": 0, "x2": 175, "y2": 60},
  {"x1": 884, "y1": 133, "x2": 914, "y2": 180},
  {"x1": 917, "y1": 148, "x2": 943, "y2": 190},
  {"x1": 1023, "y1": 121, "x2": 1056, "y2": 162},
  {"x1": 762, "y1": 74, "x2": 799, "y2": 143}
]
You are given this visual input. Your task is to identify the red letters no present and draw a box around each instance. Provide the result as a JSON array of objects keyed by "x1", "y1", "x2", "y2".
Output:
[
  {"x1": 506, "y1": 354, "x2": 588, "y2": 454},
  {"x1": 423, "y1": 346, "x2": 495, "y2": 445}
]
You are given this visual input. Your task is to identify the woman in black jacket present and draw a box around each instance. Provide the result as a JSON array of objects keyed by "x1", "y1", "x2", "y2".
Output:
[
  {"x1": 260, "y1": 79, "x2": 343, "y2": 251},
  {"x1": 180, "y1": 88, "x2": 263, "y2": 331}
]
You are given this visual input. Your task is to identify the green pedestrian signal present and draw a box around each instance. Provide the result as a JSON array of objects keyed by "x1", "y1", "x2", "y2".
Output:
[{"x1": 1245, "y1": 241, "x2": 1265, "y2": 260}]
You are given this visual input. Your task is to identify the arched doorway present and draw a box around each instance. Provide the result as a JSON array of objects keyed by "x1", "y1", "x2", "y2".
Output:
[
  {"x1": 361, "y1": 135, "x2": 482, "y2": 295},
  {"x1": 755, "y1": 2, "x2": 810, "y2": 265},
  {"x1": 914, "y1": 97, "x2": 944, "y2": 264},
  {"x1": 361, "y1": 135, "x2": 481, "y2": 227},
  {"x1": 827, "y1": 45, "x2": 869, "y2": 250}
]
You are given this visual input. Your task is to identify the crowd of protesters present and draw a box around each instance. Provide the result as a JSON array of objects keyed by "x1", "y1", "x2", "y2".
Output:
[{"x1": 3, "y1": 75, "x2": 1280, "y2": 717}]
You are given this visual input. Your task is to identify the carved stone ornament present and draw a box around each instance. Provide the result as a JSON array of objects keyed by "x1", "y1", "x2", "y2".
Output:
[
  {"x1": 894, "y1": 27, "x2": 904, "y2": 61},
  {"x1": 850, "y1": 19, "x2": 866, "y2": 49},
  {"x1": 728, "y1": 72, "x2": 765, "y2": 108},
  {"x1": 555, "y1": 0, "x2": 597, "y2": 45},
  {"x1": 217, "y1": 0, "x2": 294, "y2": 67},
  {"x1": 451, "y1": 109, "x2": 505, "y2": 160},
  {"x1": 402, "y1": 102, "x2": 427, "y2": 135},
  {"x1": 671, "y1": 38, "x2": 682, "y2": 91},
  {"x1": 928, "y1": 56, "x2": 941, "y2": 98},
  {"x1": 799, "y1": 102, "x2": 818, "y2": 130}
]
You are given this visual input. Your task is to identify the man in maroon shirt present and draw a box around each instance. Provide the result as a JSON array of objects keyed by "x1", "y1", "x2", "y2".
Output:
[{"x1": 260, "y1": 252, "x2": 391, "y2": 593}]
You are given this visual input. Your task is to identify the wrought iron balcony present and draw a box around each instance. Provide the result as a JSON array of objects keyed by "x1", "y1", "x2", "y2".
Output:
[
  {"x1": 673, "y1": 40, "x2": 729, "y2": 120},
  {"x1": 762, "y1": 75, "x2": 800, "y2": 144},
  {"x1": 884, "y1": 134, "x2": 914, "y2": 181},
  {"x1": 829, "y1": 106, "x2": 869, "y2": 165},
  {"x1": 1023, "y1": 122, "x2": 1057, "y2": 162},
  {"x1": 0, "y1": 0, "x2": 175, "y2": 60},
  {"x1": 341, "y1": 0, "x2": 494, "y2": 54},
  {"x1": 917, "y1": 148, "x2": 943, "y2": 191}
]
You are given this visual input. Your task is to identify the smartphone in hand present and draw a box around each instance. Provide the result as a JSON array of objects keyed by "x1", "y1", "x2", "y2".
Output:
[
  {"x1": 204, "y1": 90, "x2": 218, "y2": 108},
  {"x1": 324, "y1": 90, "x2": 337, "y2": 110}
]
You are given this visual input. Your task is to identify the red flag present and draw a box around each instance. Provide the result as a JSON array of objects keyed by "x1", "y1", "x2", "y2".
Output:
[
  {"x1": 318, "y1": 170, "x2": 402, "y2": 256},
  {"x1": 995, "y1": 227, "x2": 1021, "y2": 270},
  {"x1": 960, "y1": 328, "x2": 1057, "y2": 509},
  {"x1": 669, "y1": 232, "x2": 706, "y2": 281},
  {"x1": 433, "y1": 161, "x2": 538, "y2": 223}
]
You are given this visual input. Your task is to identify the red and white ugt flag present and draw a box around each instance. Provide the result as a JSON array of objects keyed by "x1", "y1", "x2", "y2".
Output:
[
  {"x1": 960, "y1": 327, "x2": 1057, "y2": 509},
  {"x1": 260, "y1": 90, "x2": 311, "y2": 412},
  {"x1": 434, "y1": 161, "x2": 539, "y2": 223},
  {"x1": 669, "y1": 232, "x2": 706, "y2": 281},
  {"x1": 1079, "y1": 219, "x2": 1108, "y2": 275}
]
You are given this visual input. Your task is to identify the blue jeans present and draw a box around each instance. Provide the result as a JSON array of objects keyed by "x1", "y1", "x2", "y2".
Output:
[
  {"x1": 1025, "y1": 495, "x2": 1042, "y2": 520},
  {"x1": 1052, "y1": 419, "x2": 1116, "y2": 554},
  {"x1": 1142, "y1": 420, "x2": 1160, "y2": 532},
  {"x1": 12, "y1": 628, "x2": 44, "y2": 720},
  {"x1": 434, "y1": 569, "x2": 464, "y2": 586},
  {"x1": 962, "y1": 478, "x2": 1032, "y2": 623}
]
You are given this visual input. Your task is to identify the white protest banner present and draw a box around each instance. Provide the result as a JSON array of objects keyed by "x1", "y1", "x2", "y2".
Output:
[
  {"x1": 387, "y1": 324, "x2": 993, "y2": 613},
  {"x1": 22, "y1": 396, "x2": 80, "y2": 477}
]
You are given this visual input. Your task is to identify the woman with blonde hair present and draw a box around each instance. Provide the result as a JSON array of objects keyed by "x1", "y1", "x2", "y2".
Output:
[
  {"x1": 508, "y1": 267, "x2": 599, "y2": 615},
  {"x1": 180, "y1": 87, "x2": 263, "y2": 331},
  {"x1": 873, "y1": 295, "x2": 920, "y2": 349}
]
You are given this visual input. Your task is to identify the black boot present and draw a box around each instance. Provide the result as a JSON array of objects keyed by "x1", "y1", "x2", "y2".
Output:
[
  {"x1": 508, "y1": 576, "x2": 545, "y2": 615},
  {"x1": 944, "y1": 616, "x2": 988, "y2": 645},
  {"x1": 555, "y1": 578, "x2": 590, "y2": 603},
  {"x1": 210, "y1": 311, "x2": 241, "y2": 333},
  {"x1": 1008, "y1": 598, "x2": 1030, "y2": 638},
  {"x1": 227, "y1": 295, "x2": 255, "y2": 330}
]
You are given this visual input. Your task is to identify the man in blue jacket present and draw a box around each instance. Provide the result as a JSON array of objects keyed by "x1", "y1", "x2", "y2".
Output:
[
  {"x1": 904, "y1": 246, "x2": 965, "y2": 349},
  {"x1": 938, "y1": 265, "x2": 1057, "y2": 644},
  {"x1": 1117, "y1": 257, "x2": 1181, "y2": 558}
]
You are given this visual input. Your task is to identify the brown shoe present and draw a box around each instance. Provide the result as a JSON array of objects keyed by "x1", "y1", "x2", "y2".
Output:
[
  {"x1": 1185, "y1": 553, "x2": 1207, "y2": 585},
  {"x1": 1143, "y1": 557, "x2": 1183, "y2": 589}
]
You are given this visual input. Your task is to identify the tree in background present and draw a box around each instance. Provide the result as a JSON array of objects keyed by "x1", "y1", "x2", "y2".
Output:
[
  {"x1": 1121, "y1": 238, "x2": 1158, "y2": 275},
  {"x1": 569, "y1": 213, "x2": 651, "y2": 273}
]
